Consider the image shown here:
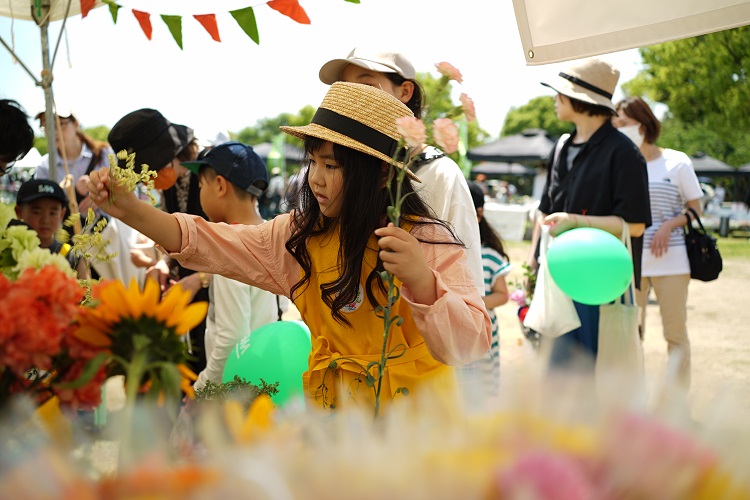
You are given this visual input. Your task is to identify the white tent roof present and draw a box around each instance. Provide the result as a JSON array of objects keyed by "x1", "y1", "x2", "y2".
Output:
[
  {"x1": 0, "y1": 0, "x2": 103, "y2": 22},
  {"x1": 14, "y1": 147, "x2": 42, "y2": 168},
  {"x1": 511, "y1": 0, "x2": 750, "y2": 65}
]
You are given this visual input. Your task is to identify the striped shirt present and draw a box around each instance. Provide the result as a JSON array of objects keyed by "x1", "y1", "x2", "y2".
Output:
[
  {"x1": 456, "y1": 245, "x2": 512, "y2": 408},
  {"x1": 642, "y1": 149, "x2": 703, "y2": 277}
]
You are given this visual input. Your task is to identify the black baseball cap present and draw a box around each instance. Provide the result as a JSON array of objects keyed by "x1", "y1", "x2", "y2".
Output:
[
  {"x1": 183, "y1": 141, "x2": 268, "y2": 197},
  {"x1": 16, "y1": 178, "x2": 68, "y2": 206}
]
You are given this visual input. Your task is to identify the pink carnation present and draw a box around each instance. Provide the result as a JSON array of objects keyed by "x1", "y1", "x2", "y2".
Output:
[
  {"x1": 395, "y1": 116, "x2": 427, "y2": 149},
  {"x1": 459, "y1": 93, "x2": 476, "y2": 122},
  {"x1": 435, "y1": 62, "x2": 463, "y2": 83},
  {"x1": 432, "y1": 118, "x2": 459, "y2": 154},
  {"x1": 495, "y1": 452, "x2": 594, "y2": 500}
]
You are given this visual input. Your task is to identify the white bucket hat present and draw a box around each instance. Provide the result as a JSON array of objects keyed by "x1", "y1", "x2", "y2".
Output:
[
  {"x1": 319, "y1": 47, "x2": 416, "y2": 85},
  {"x1": 541, "y1": 57, "x2": 620, "y2": 113}
]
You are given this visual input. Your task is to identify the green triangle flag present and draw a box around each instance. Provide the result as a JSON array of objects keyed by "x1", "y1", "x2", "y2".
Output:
[
  {"x1": 161, "y1": 15, "x2": 183, "y2": 49},
  {"x1": 102, "y1": 0, "x2": 120, "y2": 23},
  {"x1": 230, "y1": 6, "x2": 259, "y2": 45}
]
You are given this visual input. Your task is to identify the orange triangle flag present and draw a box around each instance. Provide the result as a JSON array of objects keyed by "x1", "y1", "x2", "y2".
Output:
[
  {"x1": 133, "y1": 10, "x2": 153, "y2": 40},
  {"x1": 267, "y1": 0, "x2": 310, "y2": 25},
  {"x1": 79, "y1": 0, "x2": 96, "y2": 18},
  {"x1": 194, "y1": 14, "x2": 221, "y2": 42}
]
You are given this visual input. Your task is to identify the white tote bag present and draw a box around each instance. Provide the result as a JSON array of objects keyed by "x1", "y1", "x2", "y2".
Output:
[
  {"x1": 595, "y1": 219, "x2": 644, "y2": 380},
  {"x1": 523, "y1": 226, "x2": 581, "y2": 338}
]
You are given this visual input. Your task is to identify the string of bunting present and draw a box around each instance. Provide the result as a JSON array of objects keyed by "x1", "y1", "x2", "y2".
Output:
[{"x1": 79, "y1": 0, "x2": 344, "y2": 48}]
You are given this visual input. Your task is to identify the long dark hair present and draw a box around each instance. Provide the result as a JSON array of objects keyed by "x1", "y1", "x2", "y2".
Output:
[
  {"x1": 285, "y1": 136, "x2": 461, "y2": 326},
  {"x1": 478, "y1": 217, "x2": 509, "y2": 262}
]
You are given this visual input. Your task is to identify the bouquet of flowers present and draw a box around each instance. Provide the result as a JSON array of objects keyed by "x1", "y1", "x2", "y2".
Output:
[{"x1": 0, "y1": 204, "x2": 109, "y2": 411}]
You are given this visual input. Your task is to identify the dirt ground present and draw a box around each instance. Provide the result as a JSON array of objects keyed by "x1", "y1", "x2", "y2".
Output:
[{"x1": 496, "y1": 240, "x2": 750, "y2": 422}]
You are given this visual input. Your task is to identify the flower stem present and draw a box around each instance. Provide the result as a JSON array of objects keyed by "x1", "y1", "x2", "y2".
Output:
[{"x1": 119, "y1": 349, "x2": 147, "y2": 468}]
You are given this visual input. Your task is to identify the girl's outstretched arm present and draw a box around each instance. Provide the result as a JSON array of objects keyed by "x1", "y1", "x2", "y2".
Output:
[{"x1": 88, "y1": 168, "x2": 183, "y2": 253}]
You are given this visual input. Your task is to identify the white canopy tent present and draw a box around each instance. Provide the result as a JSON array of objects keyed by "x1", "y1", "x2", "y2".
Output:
[
  {"x1": 511, "y1": 0, "x2": 750, "y2": 65},
  {"x1": 0, "y1": 0, "x2": 104, "y2": 181}
]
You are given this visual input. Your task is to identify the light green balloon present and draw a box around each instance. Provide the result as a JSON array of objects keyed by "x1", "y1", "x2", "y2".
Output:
[
  {"x1": 546, "y1": 228, "x2": 633, "y2": 305},
  {"x1": 222, "y1": 320, "x2": 311, "y2": 406}
]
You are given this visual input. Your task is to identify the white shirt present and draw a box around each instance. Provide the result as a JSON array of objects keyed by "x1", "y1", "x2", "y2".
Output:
[
  {"x1": 413, "y1": 147, "x2": 484, "y2": 294},
  {"x1": 194, "y1": 274, "x2": 278, "y2": 390},
  {"x1": 642, "y1": 148, "x2": 704, "y2": 277}
]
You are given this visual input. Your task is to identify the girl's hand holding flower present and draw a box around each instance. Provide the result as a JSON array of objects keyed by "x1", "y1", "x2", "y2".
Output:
[
  {"x1": 374, "y1": 223, "x2": 436, "y2": 305},
  {"x1": 87, "y1": 167, "x2": 140, "y2": 220}
]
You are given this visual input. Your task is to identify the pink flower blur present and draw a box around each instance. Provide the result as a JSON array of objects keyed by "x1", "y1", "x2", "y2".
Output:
[
  {"x1": 395, "y1": 116, "x2": 427, "y2": 149},
  {"x1": 510, "y1": 289, "x2": 527, "y2": 308},
  {"x1": 435, "y1": 62, "x2": 463, "y2": 83},
  {"x1": 459, "y1": 93, "x2": 476, "y2": 122},
  {"x1": 432, "y1": 118, "x2": 459, "y2": 154},
  {"x1": 496, "y1": 452, "x2": 594, "y2": 500}
]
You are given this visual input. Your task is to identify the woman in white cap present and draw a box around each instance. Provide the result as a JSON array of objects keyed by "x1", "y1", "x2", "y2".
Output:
[
  {"x1": 530, "y1": 58, "x2": 651, "y2": 368},
  {"x1": 614, "y1": 96, "x2": 703, "y2": 393},
  {"x1": 87, "y1": 82, "x2": 491, "y2": 413},
  {"x1": 319, "y1": 48, "x2": 485, "y2": 297}
]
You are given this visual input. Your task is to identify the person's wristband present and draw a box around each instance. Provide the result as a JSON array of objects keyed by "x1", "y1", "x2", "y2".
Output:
[{"x1": 199, "y1": 272, "x2": 210, "y2": 289}]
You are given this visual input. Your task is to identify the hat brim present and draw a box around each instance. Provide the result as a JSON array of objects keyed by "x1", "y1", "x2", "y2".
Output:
[
  {"x1": 541, "y1": 76, "x2": 616, "y2": 113},
  {"x1": 280, "y1": 123, "x2": 421, "y2": 183},
  {"x1": 319, "y1": 58, "x2": 400, "y2": 85},
  {"x1": 182, "y1": 160, "x2": 207, "y2": 175}
]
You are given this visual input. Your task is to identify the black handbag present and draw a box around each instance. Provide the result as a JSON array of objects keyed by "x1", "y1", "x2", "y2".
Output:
[{"x1": 684, "y1": 208, "x2": 722, "y2": 282}]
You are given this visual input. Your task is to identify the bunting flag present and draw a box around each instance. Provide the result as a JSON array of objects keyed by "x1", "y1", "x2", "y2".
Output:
[
  {"x1": 194, "y1": 14, "x2": 221, "y2": 42},
  {"x1": 101, "y1": 0, "x2": 120, "y2": 23},
  {"x1": 80, "y1": 0, "x2": 315, "y2": 48},
  {"x1": 267, "y1": 0, "x2": 310, "y2": 24},
  {"x1": 132, "y1": 10, "x2": 152, "y2": 40},
  {"x1": 79, "y1": 0, "x2": 96, "y2": 18},
  {"x1": 230, "y1": 6, "x2": 260, "y2": 45},
  {"x1": 161, "y1": 15, "x2": 183, "y2": 49}
]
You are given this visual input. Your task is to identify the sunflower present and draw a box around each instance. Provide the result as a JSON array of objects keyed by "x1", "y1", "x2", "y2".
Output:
[{"x1": 74, "y1": 278, "x2": 207, "y2": 401}]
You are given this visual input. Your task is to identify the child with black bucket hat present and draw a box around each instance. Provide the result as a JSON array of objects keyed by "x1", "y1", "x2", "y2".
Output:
[
  {"x1": 180, "y1": 142, "x2": 278, "y2": 391},
  {"x1": 88, "y1": 82, "x2": 491, "y2": 413},
  {"x1": 108, "y1": 108, "x2": 211, "y2": 375},
  {"x1": 14, "y1": 178, "x2": 86, "y2": 277}
]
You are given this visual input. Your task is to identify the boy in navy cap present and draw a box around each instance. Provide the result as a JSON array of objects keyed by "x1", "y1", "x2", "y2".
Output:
[
  {"x1": 182, "y1": 142, "x2": 278, "y2": 391},
  {"x1": 14, "y1": 178, "x2": 86, "y2": 277}
]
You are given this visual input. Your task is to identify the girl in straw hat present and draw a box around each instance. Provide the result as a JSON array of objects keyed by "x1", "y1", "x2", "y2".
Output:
[
  {"x1": 87, "y1": 82, "x2": 491, "y2": 412},
  {"x1": 529, "y1": 58, "x2": 651, "y2": 369}
]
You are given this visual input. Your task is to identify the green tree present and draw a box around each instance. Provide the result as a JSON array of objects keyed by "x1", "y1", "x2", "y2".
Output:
[
  {"x1": 234, "y1": 106, "x2": 316, "y2": 151},
  {"x1": 623, "y1": 26, "x2": 750, "y2": 167},
  {"x1": 500, "y1": 96, "x2": 573, "y2": 138}
]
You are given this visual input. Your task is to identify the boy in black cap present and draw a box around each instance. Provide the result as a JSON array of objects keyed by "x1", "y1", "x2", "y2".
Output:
[
  {"x1": 14, "y1": 179, "x2": 86, "y2": 277},
  {"x1": 182, "y1": 142, "x2": 277, "y2": 391},
  {"x1": 109, "y1": 108, "x2": 210, "y2": 374}
]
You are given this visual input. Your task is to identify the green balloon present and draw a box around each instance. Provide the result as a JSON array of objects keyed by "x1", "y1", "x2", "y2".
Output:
[
  {"x1": 546, "y1": 228, "x2": 633, "y2": 305},
  {"x1": 222, "y1": 321, "x2": 311, "y2": 406}
]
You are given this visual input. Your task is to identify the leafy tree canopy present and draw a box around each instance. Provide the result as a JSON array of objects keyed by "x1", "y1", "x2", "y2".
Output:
[
  {"x1": 623, "y1": 26, "x2": 750, "y2": 167},
  {"x1": 500, "y1": 96, "x2": 573, "y2": 138}
]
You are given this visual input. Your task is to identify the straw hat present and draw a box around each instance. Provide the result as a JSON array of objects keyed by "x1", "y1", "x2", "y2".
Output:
[
  {"x1": 541, "y1": 57, "x2": 619, "y2": 113},
  {"x1": 280, "y1": 82, "x2": 420, "y2": 182}
]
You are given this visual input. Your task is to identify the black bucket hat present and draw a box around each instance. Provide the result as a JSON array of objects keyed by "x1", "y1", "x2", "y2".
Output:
[{"x1": 108, "y1": 108, "x2": 193, "y2": 171}]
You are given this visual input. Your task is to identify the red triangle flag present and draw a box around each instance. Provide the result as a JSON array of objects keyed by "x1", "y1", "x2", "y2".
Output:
[
  {"x1": 79, "y1": 0, "x2": 95, "y2": 18},
  {"x1": 133, "y1": 10, "x2": 153, "y2": 40},
  {"x1": 267, "y1": 0, "x2": 311, "y2": 25},
  {"x1": 194, "y1": 14, "x2": 221, "y2": 42}
]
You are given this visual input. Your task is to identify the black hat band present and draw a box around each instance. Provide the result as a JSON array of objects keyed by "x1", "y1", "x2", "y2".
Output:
[
  {"x1": 311, "y1": 107, "x2": 399, "y2": 159},
  {"x1": 559, "y1": 72, "x2": 613, "y2": 100}
]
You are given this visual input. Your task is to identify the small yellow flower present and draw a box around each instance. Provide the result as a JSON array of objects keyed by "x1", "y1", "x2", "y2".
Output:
[{"x1": 224, "y1": 395, "x2": 276, "y2": 443}]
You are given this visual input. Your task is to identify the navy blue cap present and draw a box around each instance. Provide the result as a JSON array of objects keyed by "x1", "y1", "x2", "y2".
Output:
[
  {"x1": 16, "y1": 178, "x2": 68, "y2": 206},
  {"x1": 183, "y1": 141, "x2": 268, "y2": 197}
]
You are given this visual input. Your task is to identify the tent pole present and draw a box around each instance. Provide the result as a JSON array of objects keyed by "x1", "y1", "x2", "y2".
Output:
[
  {"x1": 0, "y1": 36, "x2": 41, "y2": 84},
  {"x1": 38, "y1": 6, "x2": 57, "y2": 181}
]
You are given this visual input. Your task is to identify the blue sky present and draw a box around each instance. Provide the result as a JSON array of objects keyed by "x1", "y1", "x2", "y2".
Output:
[{"x1": 1, "y1": 0, "x2": 642, "y2": 141}]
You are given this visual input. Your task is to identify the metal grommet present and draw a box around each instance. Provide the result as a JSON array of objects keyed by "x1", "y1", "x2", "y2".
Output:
[{"x1": 528, "y1": 50, "x2": 535, "y2": 59}]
